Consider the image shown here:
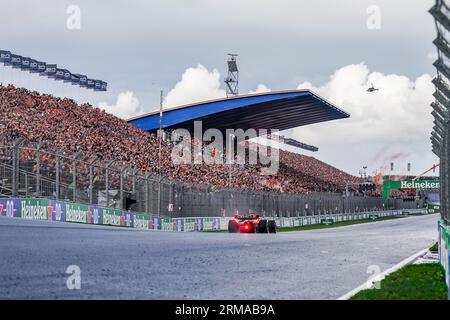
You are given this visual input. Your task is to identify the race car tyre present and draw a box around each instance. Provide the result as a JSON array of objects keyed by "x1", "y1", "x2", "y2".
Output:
[
  {"x1": 268, "y1": 220, "x2": 277, "y2": 234},
  {"x1": 257, "y1": 219, "x2": 268, "y2": 233},
  {"x1": 228, "y1": 220, "x2": 239, "y2": 233}
]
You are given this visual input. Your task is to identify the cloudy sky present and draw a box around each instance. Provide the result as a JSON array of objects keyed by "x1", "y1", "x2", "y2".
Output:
[{"x1": 0, "y1": 0, "x2": 439, "y2": 176}]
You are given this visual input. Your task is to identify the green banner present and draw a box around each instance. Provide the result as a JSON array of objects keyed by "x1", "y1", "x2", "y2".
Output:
[
  {"x1": 383, "y1": 180, "x2": 440, "y2": 199},
  {"x1": 103, "y1": 208, "x2": 123, "y2": 226},
  {"x1": 133, "y1": 213, "x2": 150, "y2": 229},
  {"x1": 21, "y1": 198, "x2": 49, "y2": 220},
  {"x1": 65, "y1": 203, "x2": 89, "y2": 223}
]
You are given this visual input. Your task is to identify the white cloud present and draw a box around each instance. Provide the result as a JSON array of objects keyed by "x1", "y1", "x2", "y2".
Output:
[
  {"x1": 292, "y1": 63, "x2": 437, "y2": 175},
  {"x1": 249, "y1": 84, "x2": 271, "y2": 94},
  {"x1": 163, "y1": 64, "x2": 226, "y2": 108},
  {"x1": 98, "y1": 91, "x2": 143, "y2": 119}
]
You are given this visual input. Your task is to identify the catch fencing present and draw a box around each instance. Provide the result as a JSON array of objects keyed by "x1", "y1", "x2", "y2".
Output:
[
  {"x1": 0, "y1": 137, "x2": 418, "y2": 218},
  {"x1": 0, "y1": 196, "x2": 427, "y2": 232}
]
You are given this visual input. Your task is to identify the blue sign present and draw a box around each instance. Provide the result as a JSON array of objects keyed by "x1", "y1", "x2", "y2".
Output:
[
  {"x1": 94, "y1": 80, "x2": 102, "y2": 91},
  {"x1": 20, "y1": 57, "x2": 31, "y2": 71},
  {"x1": 0, "y1": 50, "x2": 11, "y2": 64},
  {"x1": 37, "y1": 61, "x2": 46, "y2": 75},
  {"x1": 29, "y1": 59, "x2": 39, "y2": 73},
  {"x1": 79, "y1": 75, "x2": 88, "y2": 87},
  {"x1": 45, "y1": 64, "x2": 57, "y2": 78},
  {"x1": 0, "y1": 198, "x2": 20, "y2": 218},
  {"x1": 11, "y1": 54, "x2": 21, "y2": 68},
  {"x1": 55, "y1": 68, "x2": 65, "y2": 80},
  {"x1": 50, "y1": 200, "x2": 66, "y2": 222},
  {"x1": 63, "y1": 69, "x2": 71, "y2": 82},
  {"x1": 87, "y1": 78, "x2": 95, "y2": 89},
  {"x1": 88, "y1": 206, "x2": 103, "y2": 225}
]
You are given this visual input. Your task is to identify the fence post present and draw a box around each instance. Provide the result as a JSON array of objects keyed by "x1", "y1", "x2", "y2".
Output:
[
  {"x1": 35, "y1": 142, "x2": 44, "y2": 197},
  {"x1": 25, "y1": 173, "x2": 28, "y2": 197},
  {"x1": 12, "y1": 138, "x2": 24, "y2": 196},
  {"x1": 72, "y1": 153, "x2": 80, "y2": 202},
  {"x1": 145, "y1": 174, "x2": 150, "y2": 214},
  {"x1": 88, "y1": 157, "x2": 98, "y2": 205},
  {"x1": 105, "y1": 160, "x2": 116, "y2": 208},
  {"x1": 120, "y1": 167, "x2": 126, "y2": 210},
  {"x1": 55, "y1": 151, "x2": 61, "y2": 200}
]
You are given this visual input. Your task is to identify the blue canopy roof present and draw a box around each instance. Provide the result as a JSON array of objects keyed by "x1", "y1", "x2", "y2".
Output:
[{"x1": 127, "y1": 90, "x2": 350, "y2": 133}]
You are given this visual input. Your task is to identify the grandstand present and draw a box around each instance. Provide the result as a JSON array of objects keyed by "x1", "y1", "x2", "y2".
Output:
[{"x1": 0, "y1": 83, "x2": 414, "y2": 216}]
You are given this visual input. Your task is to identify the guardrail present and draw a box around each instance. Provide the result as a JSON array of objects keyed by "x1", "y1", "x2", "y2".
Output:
[{"x1": 0, "y1": 196, "x2": 429, "y2": 232}]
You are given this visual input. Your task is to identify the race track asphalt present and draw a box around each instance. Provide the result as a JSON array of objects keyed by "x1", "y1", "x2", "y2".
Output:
[{"x1": 0, "y1": 214, "x2": 439, "y2": 299}]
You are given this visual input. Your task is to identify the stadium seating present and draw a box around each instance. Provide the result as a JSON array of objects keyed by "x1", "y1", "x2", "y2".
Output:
[{"x1": 0, "y1": 84, "x2": 363, "y2": 195}]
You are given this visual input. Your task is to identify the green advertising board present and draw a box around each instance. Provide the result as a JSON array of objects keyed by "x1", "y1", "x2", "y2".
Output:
[
  {"x1": 320, "y1": 217, "x2": 334, "y2": 225},
  {"x1": 65, "y1": 203, "x2": 89, "y2": 223},
  {"x1": 103, "y1": 208, "x2": 123, "y2": 226},
  {"x1": 133, "y1": 213, "x2": 150, "y2": 229},
  {"x1": 21, "y1": 198, "x2": 49, "y2": 220},
  {"x1": 383, "y1": 180, "x2": 440, "y2": 199},
  {"x1": 369, "y1": 214, "x2": 379, "y2": 220}
]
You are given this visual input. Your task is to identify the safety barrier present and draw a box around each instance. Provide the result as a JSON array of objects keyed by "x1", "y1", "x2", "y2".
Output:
[{"x1": 0, "y1": 197, "x2": 428, "y2": 232}]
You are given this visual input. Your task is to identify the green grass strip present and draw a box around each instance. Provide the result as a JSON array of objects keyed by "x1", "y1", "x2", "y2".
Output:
[
  {"x1": 277, "y1": 215, "x2": 404, "y2": 232},
  {"x1": 351, "y1": 263, "x2": 448, "y2": 300}
]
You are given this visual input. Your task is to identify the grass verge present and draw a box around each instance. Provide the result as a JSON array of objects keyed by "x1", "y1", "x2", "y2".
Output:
[
  {"x1": 277, "y1": 215, "x2": 404, "y2": 232},
  {"x1": 350, "y1": 263, "x2": 448, "y2": 300},
  {"x1": 430, "y1": 242, "x2": 439, "y2": 253}
]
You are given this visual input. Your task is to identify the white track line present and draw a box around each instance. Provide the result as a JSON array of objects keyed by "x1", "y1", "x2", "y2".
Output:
[{"x1": 336, "y1": 247, "x2": 429, "y2": 300}]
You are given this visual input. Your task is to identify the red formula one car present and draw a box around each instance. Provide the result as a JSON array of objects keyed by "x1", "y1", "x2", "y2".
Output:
[{"x1": 228, "y1": 214, "x2": 277, "y2": 233}]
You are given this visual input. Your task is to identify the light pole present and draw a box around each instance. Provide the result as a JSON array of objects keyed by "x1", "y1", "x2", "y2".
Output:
[
  {"x1": 228, "y1": 133, "x2": 235, "y2": 215},
  {"x1": 158, "y1": 90, "x2": 164, "y2": 217}
]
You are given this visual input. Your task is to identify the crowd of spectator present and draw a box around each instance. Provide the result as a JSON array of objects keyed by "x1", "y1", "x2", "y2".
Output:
[{"x1": 0, "y1": 84, "x2": 362, "y2": 195}]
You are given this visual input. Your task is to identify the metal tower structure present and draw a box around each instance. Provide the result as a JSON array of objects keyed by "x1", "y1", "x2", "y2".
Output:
[
  {"x1": 224, "y1": 54, "x2": 239, "y2": 97},
  {"x1": 430, "y1": 0, "x2": 450, "y2": 223}
]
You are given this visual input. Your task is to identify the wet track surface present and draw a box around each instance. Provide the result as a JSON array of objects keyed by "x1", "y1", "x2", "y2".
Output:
[{"x1": 0, "y1": 214, "x2": 439, "y2": 299}]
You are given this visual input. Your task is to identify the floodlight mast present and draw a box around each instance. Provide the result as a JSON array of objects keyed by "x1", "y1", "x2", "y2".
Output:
[{"x1": 225, "y1": 54, "x2": 239, "y2": 97}]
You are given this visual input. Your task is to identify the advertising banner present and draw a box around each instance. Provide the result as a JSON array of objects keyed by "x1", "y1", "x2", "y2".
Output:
[
  {"x1": 45, "y1": 64, "x2": 57, "y2": 78},
  {"x1": 173, "y1": 218, "x2": 184, "y2": 232},
  {"x1": 202, "y1": 218, "x2": 214, "y2": 231},
  {"x1": 50, "y1": 200, "x2": 66, "y2": 222},
  {"x1": 11, "y1": 54, "x2": 21, "y2": 68},
  {"x1": 0, "y1": 198, "x2": 20, "y2": 218},
  {"x1": 21, "y1": 198, "x2": 50, "y2": 220},
  {"x1": 219, "y1": 217, "x2": 230, "y2": 231},
  {"x1": 0, "y1": 50, "x2": 11, "y2": 64},
  {"x1": 88, "y1": 206, "x2": 103, "y2": 225},
  {"x1": 160, "y1": 217, "x2": 173, "y2": 231},
  {"x1": 29, "y1": 59, "x2": 39, "y2": 73},
  {"x1": 103, "y1": 208, "x2": 123, "y2": 226},
  {"x1": 151, "y1": 216, "x2": 161, "y2": 230},
  {"x1": 65, "y1": 203, "x2": 89, "y2": 223},
  {"x1": 123, "y1": 210, "x2": 133, "y2": 227},
  {"x1": 20, "y1": 57, "x2": 30, "y2": 71},
  {"x1": 133, "y1": 213, "x2": 150, "y2": 229},
  {"x1": 37, "y1": 61, "x2": 46, "y2": 75},
  {"x1": 183, "y1": 218, "x2": 196, "y2": 232},
  {"x1": 195, "y1": 218, "x2": 203, "y2": 231}
]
